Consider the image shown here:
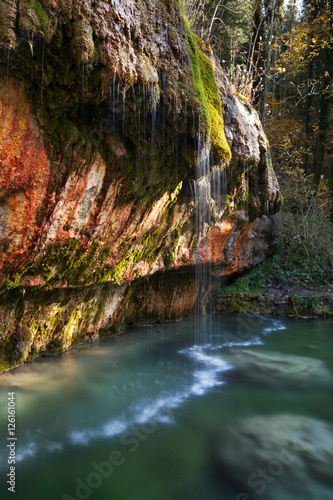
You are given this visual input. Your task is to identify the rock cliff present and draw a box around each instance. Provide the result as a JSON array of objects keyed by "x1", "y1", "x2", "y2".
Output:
[{"x1": 0, "y1": 0, "x2": 280, "y2": 371}]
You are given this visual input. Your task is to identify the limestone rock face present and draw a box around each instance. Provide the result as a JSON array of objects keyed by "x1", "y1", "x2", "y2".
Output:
[{"x1": 0, "y1": 0, "x2": 281, "y2": 371}]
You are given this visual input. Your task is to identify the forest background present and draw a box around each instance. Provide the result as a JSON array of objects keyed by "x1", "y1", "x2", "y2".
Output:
[{"x1": 185, "y1": 0, "x2": 333, "y2": 308}]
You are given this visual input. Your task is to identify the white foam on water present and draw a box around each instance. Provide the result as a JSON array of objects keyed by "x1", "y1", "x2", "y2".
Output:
[
  {"x1": 133, "y1": 393, "x2": 186, "y2": 425},
  {"x1": 255, "y1": 317, "x2": 286, "y2": 334},
  {"x1": 186, "y1": 345, "x2": 232, "y2": 369},
  {"x1": 191, "y1": 369, "x2": 224, "y2": 395},
  {"x1": 69, "y1": 429, "x2": 97, "y2": 445},
  {"x1": 16, "y1": 442, "x2": 37, "y2": 462},
  {"x1": 182, "y1": 345, "x2": 232, "y2": 395},
  {"x1": 224, "y1": 338, "x2": 264, "y2": 348},
  {"x1": 263, "y1": 321, "x2": 286, "y2": 334},
  {"x1": 46, "y1": 442, "x2": 63, "y2": 452},
  {"x1": 101, "y1": 419, "x2": 127, "y2": 438},
  {"x1": 69, "y1": 418, "x2": 127, "y2": 445}
]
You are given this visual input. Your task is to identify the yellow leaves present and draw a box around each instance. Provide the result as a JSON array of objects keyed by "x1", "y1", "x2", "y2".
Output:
[{"x1": 28, "y1": 40, "x2": 33, "y2": 55}]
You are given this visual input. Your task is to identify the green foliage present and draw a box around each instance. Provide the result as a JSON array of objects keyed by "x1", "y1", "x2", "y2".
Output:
[
  {"x1": 288, "y1": 294, "x2": 333, "y2": 317},
  {"x1": 221, "y1": 206, "x2": 333, "y2": 296},
  {"x1": 184, "y1": 0, "x2": 254, "y2": 69}
]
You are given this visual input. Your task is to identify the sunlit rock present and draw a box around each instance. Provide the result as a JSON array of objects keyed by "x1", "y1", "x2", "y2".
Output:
[{"x1": 0, "y1": 0, "x2": 281, "y2": 371}]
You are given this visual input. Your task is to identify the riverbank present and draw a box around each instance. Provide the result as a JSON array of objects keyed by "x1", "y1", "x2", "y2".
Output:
[
  {"x1": 214, "y1": 286, "x2": 333, "y2": 318},
  {"x1": 212, "y1": 210, "x2": 333, "y2": 318}
]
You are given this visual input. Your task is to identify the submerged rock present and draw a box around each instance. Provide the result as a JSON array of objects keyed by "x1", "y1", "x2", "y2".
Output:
[
  {"x1": 226, "y1": 349, "x2": 333, "y2": 390},
  {"x1": 216, "y1": 414, "x2": 333, "y2": 500}
]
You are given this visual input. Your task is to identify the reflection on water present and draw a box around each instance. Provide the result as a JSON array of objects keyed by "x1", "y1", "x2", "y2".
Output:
[{"x1": 0, "y1": 314, "x2": 332, "y2": 500}]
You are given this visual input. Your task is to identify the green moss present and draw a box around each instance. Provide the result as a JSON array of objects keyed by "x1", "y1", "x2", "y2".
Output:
[
  {"x1": 193, "y1": 33, "x2": 210, "y2": 53},
  {"x1": 108, "y1": 249, "x2": 138, "y2": 284},
  {"x1": 19, "y1": 0, "x2": 54, "y2": 40},
  {"x1": 183, "y1": 19, "x2": 231, "y2": 163},
  {"x1": 237, "y1": 92, "x2": 249, "y2": 103},
  {"x1": 164, "y1": 251, "x2": 175, "y2": 268},
  {"x1": 197, "y1": 49, "x2": 231, "y2": 162},
  {"x1": 183, "y1": 20, "x2": 210, "y2": 130}
]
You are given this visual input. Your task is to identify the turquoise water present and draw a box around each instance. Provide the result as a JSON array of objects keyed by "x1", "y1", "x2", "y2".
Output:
[{"x1": 0, "y1": 314, "x2": 332, "y2": 500}]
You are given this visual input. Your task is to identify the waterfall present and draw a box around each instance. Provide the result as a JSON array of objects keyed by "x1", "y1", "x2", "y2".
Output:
[
  {"x1": 243, "y1": 163, "x2": 249, "y2": 216},
  {"x1": 150, "y1": 84, "x2": 157, "y2": 186},
  {"x1": 30, "y1": 33, "x2": 34, "y2": 105},
  {"x1": 122, "y1": 90, "x2": 126, "y2": 143},
  {"x1": 162, "y1": 73, "x2": 166, "y2": 173},
  {"x1": 6, "y1": 47, "x2": 10, "y2": 100},
  {"x1": 174, "y1": 81, "x2": 178, "y2": 181},
  {"x1": 211, "y1": 166, "x2": 227, "y2": 218},
  {"x1": 143, "y1": 84, "x2": 146, "y2": 175},
  {"x1": 112, "y1": 76, "x2": 116, "y2": 136},
  {"x1": 81, "y1": 64, "x2": 85, "y2": 126},
  {"x1": 40, "y1": 45, "x2": 44, "y2": 116},
  {"x1": 194, "y1": 133, "x2": 212, "y2": 343}
]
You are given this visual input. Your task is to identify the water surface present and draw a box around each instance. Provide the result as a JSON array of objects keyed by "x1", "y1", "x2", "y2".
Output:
[{"x1": 0, "y1": 314, "x2": 332, "y2": 500}]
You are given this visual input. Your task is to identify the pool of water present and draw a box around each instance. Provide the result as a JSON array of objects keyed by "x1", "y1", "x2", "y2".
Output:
[{"x1": 0, "y1": 314, "x2": 332, "y2": 500}]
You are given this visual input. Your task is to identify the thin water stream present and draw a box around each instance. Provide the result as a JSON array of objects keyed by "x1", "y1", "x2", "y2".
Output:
[{"x1": 0, "y1": 314, "x2": 332, "y2": 500}]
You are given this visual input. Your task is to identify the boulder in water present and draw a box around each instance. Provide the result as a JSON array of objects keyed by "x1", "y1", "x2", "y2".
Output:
[
  {"x1": 215, "y1": 414, "x2": 333, "y2": 500},
  {"x1": 225, "y1": 349, "x2": 333, "y2": 390}
]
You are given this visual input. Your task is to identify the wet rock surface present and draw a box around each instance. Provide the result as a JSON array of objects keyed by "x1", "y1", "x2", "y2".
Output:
[{"x1": 0, "y1": 1, "x2": 281, "y2": 370}]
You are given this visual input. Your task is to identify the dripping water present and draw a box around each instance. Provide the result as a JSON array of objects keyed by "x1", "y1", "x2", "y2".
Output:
[
  {"x1": 192, "y1": 110, "x2": 196, "y2": 154},
  {"x1": 30, "y1": 33, "x2": 34, "y2": 105},
  {"x1": 183, "y1": 100, "x2": 188, "y2": 174},
  {"x1": 162, "y1": 73, "x2": 166, "y2": 178},
  {"x1": 150, "y1": 85, "x2": 157, "y2": 186},
  {"x1": 6, "y1": 47, "x2": 10, "y2": 101},
  {"x1": 138, "y1": 85, "x2": 141, "y2": 167},
  {"x1": 112, "y1": 76, "x2": 116, "y2": 136},
  {"x1": 194, "y1": 129, "x2": 212, "y2": 345},
  {"x1": 243, "y1": 163, "x2": 249, "y2": 216},
  {"x1": 82, "y1": 64, "x2": 85, "y2": 126},
  {"x1": 41, "y1": 45, "x2": 44, "y2": 115},
  {"x1": 122, "y1": 90, "x2": 126, "y2": 144},
  {"x1": 211, "y1": 166, "x2": 227, "y2": 218},
  {"x1": 117, "y1": 82, "x2": 120, "y2": 129},
  {"x1": 143, "y1": 84, "x2": 146, "y2": 176},
  {"x1": 174, "y1": 82, "x2": 178, "y2": 182},
  {"x1": 265, "y1": 200, "x2": 269, "y2": 215}
]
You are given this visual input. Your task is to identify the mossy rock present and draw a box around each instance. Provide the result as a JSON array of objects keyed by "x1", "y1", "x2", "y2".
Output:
[
  {"x1": 18, "y1": 0, "x2": 56, "y2": 41},
  {"x1": 0, "y1": 1, "x2": 17, "y2": 48},
  {"x1": 183, "y1": 19, "x2": 231, "y2": 164},
  {"x1": 71, "y1": 19, "x2": 95, "y2": 67}
]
